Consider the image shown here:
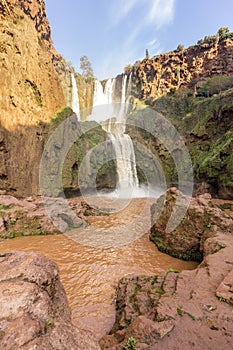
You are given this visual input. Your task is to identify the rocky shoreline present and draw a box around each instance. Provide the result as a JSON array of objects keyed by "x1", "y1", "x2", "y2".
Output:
[
  {"x1": 0, "y1": 192, "x2": 109, "y2": 240},
  {"x1": 100, "y1": 189, "x2": 233, "y2": 349},
  {"x1": 0, "y1": 189, "x2": 232, "y2": 349}
]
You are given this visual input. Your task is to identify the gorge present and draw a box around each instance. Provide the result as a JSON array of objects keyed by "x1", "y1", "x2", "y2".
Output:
[{"x1": 0, "y1": 0, "x2": 233, "y2": 349}]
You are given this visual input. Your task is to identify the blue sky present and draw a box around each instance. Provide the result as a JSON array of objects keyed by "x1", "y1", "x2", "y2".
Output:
[{"x1": 45, "y1": 0, "x2": 233, "y2": 80}]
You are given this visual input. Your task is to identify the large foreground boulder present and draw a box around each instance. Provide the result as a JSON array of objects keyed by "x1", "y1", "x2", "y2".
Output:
[
  {"x1": 0, "y1": 251, "x2": 100, "y2": 350},
  {"x1": 150, "y1": 187, "x2": 233, "y2": 261}
]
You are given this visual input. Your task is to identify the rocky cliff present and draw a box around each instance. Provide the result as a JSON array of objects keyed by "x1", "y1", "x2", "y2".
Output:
[
  {"x1": 0, "y1": 0, "x2": 65, "y2": 195},
  {"x1": 127, "y1": 86, "x2": 233, "y2": 198},
  {"x1": 132, "y1": 38, "x2": 233, "y2": 99}
]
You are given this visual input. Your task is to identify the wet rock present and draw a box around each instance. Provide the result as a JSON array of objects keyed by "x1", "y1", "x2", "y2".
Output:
[
  {"x1": 0, "y1": 251, "x2": 100, "y2": 349},
  {"x1": 101, "y1": 232, "x2": 233, "y2": 349},
  {"x1": 150, "y1": 188, "x2": 233, "y2": 261},
  {"x1": 0, "y1": 194, "x2": 88, "y2": 239},
  {"x1": 101, "y1": 191, "x2": 233, "y2": 349},
  {"x1": 216, "y1": 268, "x2": 233, "y2": 305}
]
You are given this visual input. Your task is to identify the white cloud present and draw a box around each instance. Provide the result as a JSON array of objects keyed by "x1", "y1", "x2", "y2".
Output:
[
  {"x1": 110, "y1": 0, "x2": 141, "y2": 26},
  {"x1": 101, "y1": 0, "x2": 176, "y2": 79},
  {"x1": 147, "y1": 0, "x2": 175, "y2": 28},
  {"x1": 111, "y1": 0, "x2": 175, "y2": 28},
  {"x1": 147, "y1": 38, "x2": 157, "y2": 47}
]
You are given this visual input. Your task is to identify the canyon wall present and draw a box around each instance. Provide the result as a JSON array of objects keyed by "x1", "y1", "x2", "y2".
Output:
[
  {"x1": 0, "y1": 0, "x2": 65, "y2": 195},
  {"x1": 1, "y1": 0, "x2": 232, "y2": 197},
  {"x1": 132, "y1": 38, "x2": 233, "y2": 99},
  {"x1": 127, "y1": 37, "x2": 233, "y2": 198}
]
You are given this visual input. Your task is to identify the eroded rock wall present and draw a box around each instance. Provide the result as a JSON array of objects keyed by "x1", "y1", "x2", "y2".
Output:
[
  {"x1": 0, "y1": 0, "x2": 65, "y2": 195},
  {"x1": 132, "y1": 39, "x2": 233, "y2": 99}
]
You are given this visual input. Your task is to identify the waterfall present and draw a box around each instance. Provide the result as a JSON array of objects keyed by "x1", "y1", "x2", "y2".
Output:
[
  {"x1": 111, "y1": 74, "x2": 139, "y2": 191},
  {"x1": 71, "y1": 73, "x2": 80, "y2": 119},
  {"x1": 91, "y1": 75, "x2": 139, "y2": 193},
  {"x1": 110, "y1": 133, "x2": 139, "y2": 190},
  {"x1": 93, "y1": 80, "x2": 106, "y2": 107},
  {"x1": 92, "y1": 78, "x2": 115, "y2": 125},
  {"x1": 118, "y1": 74, "x2": 128, "y2": 122}
]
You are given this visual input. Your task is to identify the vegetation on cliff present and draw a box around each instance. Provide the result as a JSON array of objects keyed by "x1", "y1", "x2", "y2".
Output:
[
  {"x1": 127, "y1": 74, "x2": 233, "y2": 198},
  {"x1": 130, "y1": 28, "x2": 233, "y2": 100}
]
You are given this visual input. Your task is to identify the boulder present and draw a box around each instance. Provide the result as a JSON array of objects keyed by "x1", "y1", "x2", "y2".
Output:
[
  {"x1": 0, "y1": 251, "x2": 100, "y2": 349},
  {"x1": 100, "y1": 189, "x2": 233, "y2": 349},
  {"x1": 150, "y1": 187, "x2": 233, "y2": 261},
  {"x1": 101, "y1": 232, "x2": 233, "y2": 349}
]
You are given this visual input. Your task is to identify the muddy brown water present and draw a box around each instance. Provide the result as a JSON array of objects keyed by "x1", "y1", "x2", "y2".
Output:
[{"x1": 0, "y1": 197, "x2": 197, "y2": 339}]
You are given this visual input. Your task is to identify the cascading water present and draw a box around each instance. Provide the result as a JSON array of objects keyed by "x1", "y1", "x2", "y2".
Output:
[
  {"x1": 109, "y1": 133, "x2": 139, "y2": 190},
  {"x1": 92, "y1": 78, "x2": 115, "y2": 124},
  {"x1": 93, "y1": 80, "x2": 106, "y2": 107},
  {"x1": 110, "y1": 75, "x2": 139, "y2": 191},
  {"x1": 91, "y1": 75, "x2": 139, "y2": 194},
  {"x1": 71, "y1": 73, "x2": 80, "y2": 119},
  {"x1": 118, "y1": 74, "x2": 128, "y2": 121}
]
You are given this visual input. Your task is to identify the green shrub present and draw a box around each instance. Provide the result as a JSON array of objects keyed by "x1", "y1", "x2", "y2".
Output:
[
  {"x1": 197, "y1": 27, "x2": 233, "y2": 45},
  {"x1": 197, "y1": 75, "x2": 233, "y2": 97},
  {"x1": 50, "y1": 105, "x2": 73, "y2": 129},
  {"x1": 218, "y1": 27, "x2": 230, "y2": 40},
  {"x1": 123, "y1": 337, "x2": 137, "y2": 350},
  {"x1": 124, "y1": 64, "x2": 133, "y2": 74}
]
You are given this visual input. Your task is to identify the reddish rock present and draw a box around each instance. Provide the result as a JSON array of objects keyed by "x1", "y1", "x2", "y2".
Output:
[
  {"x1": 0, "y1": 251, "x2": 100, "y2": 349},
  {"x1": 132, "y1": 39, "x2": 233, "y2": 100},
  {"x1": 150, "y1": 188, "x2": 233, "y2": 261},
  {"x1": 216, "y1": 268, "x2": 233, "y2": 305},
  {"x1": 0, "y1": 194, "x2": 89, "y2": 239},
  {"x1": 101, "y1": 190, "x2": 233, "y2": 349},
  {"x1": 0, "y1": 0, "x2": 65, "y2": 196},
  {"x1": 101, "y1": 232, "x2": 233, "y2": 349}
]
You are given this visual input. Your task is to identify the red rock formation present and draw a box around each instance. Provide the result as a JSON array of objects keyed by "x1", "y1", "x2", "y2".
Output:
[
  {"x1": 100, "y1": 190, "x2": 233, "y2": 349},
  {"x1": 132, "y1": 39, "x2": 233, "y2": 99},
  {"x1": 0, "y1": 251, "x2": 100, "y2": 349},
  {"x1": 1, "y1": 0, "x2": 55, "y2": 53},
  {"x1": 150, "y1": 188, "x2": 233, "y2": 261},
  {"x1": 0, "y1": 0, "x2": 65, "y2": 195}
]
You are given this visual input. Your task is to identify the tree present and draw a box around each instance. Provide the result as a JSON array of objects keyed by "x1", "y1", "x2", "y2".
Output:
[
  {"x1": 124, "y1": 64, "x2": 132, "y2": 75},
  {"x1": 80, "y1": 55, "x2": 94, "y2": 79},
  {"x1": 176, "y1": 44, "x2": 184, "y2": 51},
  {"x1": 67, "y1": 61, "x2": 75, "y2": 72},
  {"x1": 218, "y1": 27, "x2": 230, "y2": 40},
  {"x1": 145, "y1": 49, "x2": 149, "y2": 59}
]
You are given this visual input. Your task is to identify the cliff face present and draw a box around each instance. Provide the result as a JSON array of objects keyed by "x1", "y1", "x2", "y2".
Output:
[
  {"x1": 0, "y1": 0, "x2": 64, "y2": 129},
  {"x1": 127, "y1": 88, "x2": 233, "y2": 199},
  {"x1": 0, "y1": 0, "x2": 65, "y2": 195},
  {"x1": 1, "y1": 0, "x2": 54, "y2": 53},
  {"x1": 132, "y1": 39, "x2": 233, "y2": 99}
]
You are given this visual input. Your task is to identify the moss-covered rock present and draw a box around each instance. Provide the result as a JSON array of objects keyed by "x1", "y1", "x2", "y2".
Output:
[
  {"x1": 41, "y1": 107, "x2": 117, "y2": 196},
  {"x1": 63, "y1": 121, "x2": 117, "y2": 193},
  {"x1": 127, "y1": 86, "x2": 233, "y2": 198},
  {"x1": 150, "y1": 188, "x2": 233, "y2": 261}
]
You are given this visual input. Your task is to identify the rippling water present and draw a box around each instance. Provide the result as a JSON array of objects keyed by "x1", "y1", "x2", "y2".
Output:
[{"x1": 0, "y1": 198, "x2": 197, "y2": 339}]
